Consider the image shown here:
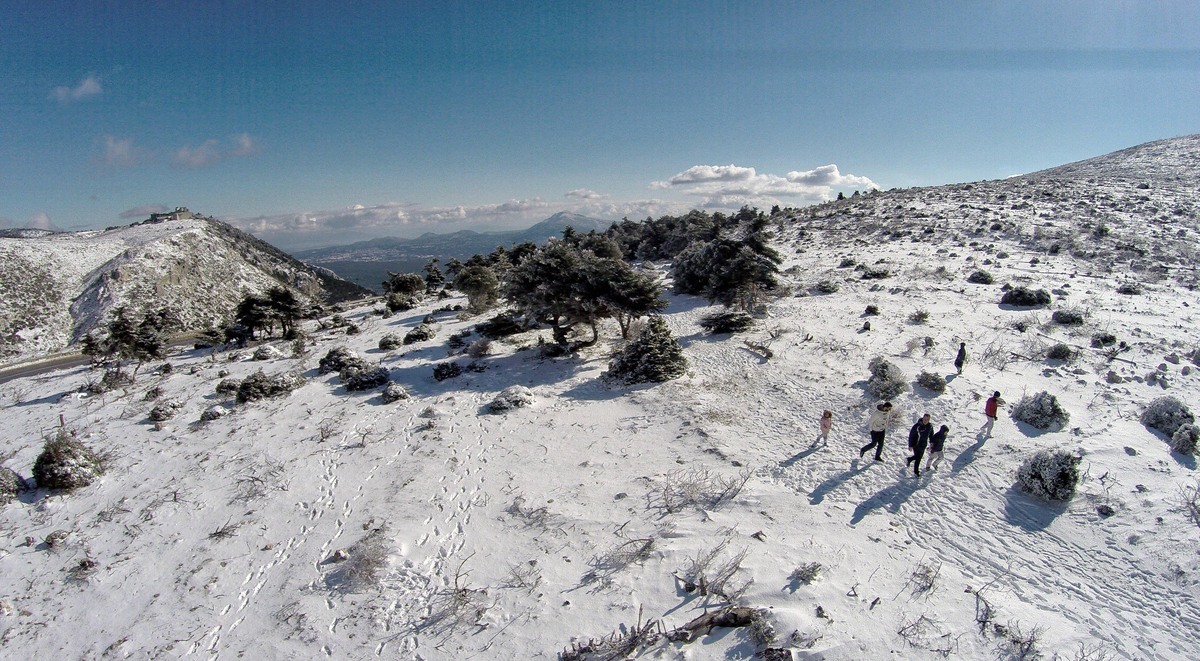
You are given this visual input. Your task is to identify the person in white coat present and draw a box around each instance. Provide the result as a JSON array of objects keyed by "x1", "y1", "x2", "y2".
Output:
[{"x1": 859, "y1": 401, "x2": 894, "y2": 461}]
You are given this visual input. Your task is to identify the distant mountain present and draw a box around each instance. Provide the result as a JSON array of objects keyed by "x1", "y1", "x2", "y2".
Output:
[
  {"x1": 0, "y1": 216, "x2": 371, "y2": 363},
  {"x1": 297, "y1": 211, "x2": 614, "y2": 264}
]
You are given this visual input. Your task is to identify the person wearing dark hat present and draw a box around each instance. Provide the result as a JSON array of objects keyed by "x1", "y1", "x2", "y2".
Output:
[
  {"x1": 954, "y1": 342, "x2": 967, "y2": 374},
  {"x1": 982, "y1": 391, "x2": 1001, "y2": 437}
]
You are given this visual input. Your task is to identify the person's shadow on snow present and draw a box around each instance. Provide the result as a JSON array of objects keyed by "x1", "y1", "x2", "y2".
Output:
[
  {"x1": 850, "y1": 476, "x2": 925, "y2": 525},
  {"x1": 951, "y1": 435, "x2": 988, "y2": 474},
  {"x1": 780, "y1": 442, "x2": 825, "y2": 468},
  {"x1": 808, "y1": 461, "x2": 869, "y2": 505}
]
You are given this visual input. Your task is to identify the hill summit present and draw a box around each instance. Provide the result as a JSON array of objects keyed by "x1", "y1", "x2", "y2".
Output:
[{"x1": 0, "y1": 214, "x2": 369, "y2": 362}]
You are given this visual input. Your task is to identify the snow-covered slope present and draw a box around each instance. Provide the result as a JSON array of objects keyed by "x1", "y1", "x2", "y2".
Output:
[
  {"x1": 1, "y1": 137, "x2": 1198, "y2": 659},
  {"x1": 0, "y1": 218, "x2": 370, "y2": 363}
]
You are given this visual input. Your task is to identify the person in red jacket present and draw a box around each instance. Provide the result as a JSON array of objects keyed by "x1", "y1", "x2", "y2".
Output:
[{"x1": 982, "y1": 391, "x2": 1001, "y2": 437}]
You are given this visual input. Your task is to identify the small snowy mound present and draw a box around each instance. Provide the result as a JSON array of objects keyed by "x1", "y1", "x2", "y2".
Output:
[
  {"x1": 32, "y1": 432, "x2": 104, "y2": 490},
  {"x1": 1016, "y1": 449, "x2": 1080, "y2": 501},
  {"x1": 488, "y1": 386, "x2": 534, "y2": 413}
]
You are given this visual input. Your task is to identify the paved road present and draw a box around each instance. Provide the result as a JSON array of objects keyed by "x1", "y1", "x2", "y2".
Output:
[{"x1": 0, "y1": 353, "x2": 89, "y2": 384}]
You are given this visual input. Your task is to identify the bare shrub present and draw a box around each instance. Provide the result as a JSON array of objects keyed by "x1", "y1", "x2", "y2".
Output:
[
  {"x1": 678, "y1": 530, "x2": 751, "y2": 603},
  {"x1": 465, "y1": 338, "x2": 492, "y2": 358},
  {"x1": 649, "y1": 466, "x2": 752, "y2": 514},
  {"x1": 422, "y1": 554, "x2": 490, "y2": 634},
  {"x1": 907, "y1": 560, "x2": 941, "y2": 596},
  {"x1": 327, "y1": 526, "x2": 391, "y2": 592},
  {"x1": 908, "y1": 309, "x2": 931, "y2": 324}
]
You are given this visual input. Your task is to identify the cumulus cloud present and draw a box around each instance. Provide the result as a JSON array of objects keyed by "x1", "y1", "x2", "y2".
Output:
[
  {"x1": 651, "y1": 164, "x2": 757, "y2": 189},
  {"x1": 651, "y1": 162, "x2": 878, "y2": 207},
  {"x1": 172, "y1": 133, "x2": 261, "y2": 168},
  {"x1": 94, "y1": 135, "x2": 144, "y2": 169},
  {"x1": 565, "y1": 188, "x2": 606, "y2": 200},
  {"x1": 51, "y1": 74, "x2": 102, "y2": 103},
  {"x1": 119, "y1": 204, "x2": 170, "y2": 219}
]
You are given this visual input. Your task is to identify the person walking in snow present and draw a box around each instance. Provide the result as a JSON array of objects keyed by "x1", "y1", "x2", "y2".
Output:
[
  {"x1": 816, "y1": 410, "x2": 833, "y2": 445},
  {"x1": 981, "y1": 391, "x2": 1001, "y2": 437},
  {"x1": 925, "y1": 425, "x2": 949, "y2": 472},
  {"x1": 906, "y1": 413, "x2": 933, "y2": 476},
  {"x1": 859, "y1": 401, "x2": 893, "y2": 461},
  {"x1": 954, "y1": 342, "x2": 967, "y2": 375}
]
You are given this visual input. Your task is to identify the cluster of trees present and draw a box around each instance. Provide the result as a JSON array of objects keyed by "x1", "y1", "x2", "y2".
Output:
[
  {"x1": 232, "y1": 286, "x2": 306, "y2": 340},
  {"x1": 81, "y1": 306, "x2": 179, "y2": 380}
]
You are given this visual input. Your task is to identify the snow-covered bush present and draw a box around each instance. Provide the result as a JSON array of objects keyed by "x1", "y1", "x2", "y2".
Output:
[
  {"x1": 605, "y1": 316, "x2": 688, "y2": 385},
  {"x1": 33, "y1": 430, "x2": 104, "y2": 490},
  {"x1": 1140, "y1": 396, "x2": 1194, "y2": 437},
  {"x1": 1016, "y1": 449, "x2": 1080, "y2": 501},
  {"x1": 813, "y1": 279, "x2": 840, "y2": 294},
  {"x1": 318, "y1": 346, "x2": 359, "y2": 375},
  {"x1": 1051, "y1": 309, "x2": 1085, "y2": 326},
  {"x1": 867, "y1": 356, "x2": 908, "y2": 400},
  {"x1": 488, "y1": 386, "x2": 534, "y2": 413},
  {"x1": 699, "y1": 310, "x2": 754, "y2": 334},
  {"x1": 967, "y1": 270, "x2": 994, "y2": 284},
  {"x1": 236, "y1": 371, "x2": 306, "y2": 404},
  {"x1": 433, "y1": 362, "x2": 463, "y2": 382},
  {"x1": 200, "y1": 405, "x2": 231, "y2": 421},
  {"x1": 381, "y1": 382, "x2": 410, "y2": 403},
  {"x1": 1045, "y1": 343, "x2": 1073, "y2": 361},
  {"x1": 916, "y1": 370, "x2": 947, "y2": 394},
  {"x1": 1171, "y1": 424, "x2": 1200, "y2": 455},
  {"x1": 341, "y1": 365, "x2": 389, "y2": 391},
  {"x1": 378, "y1": 333, "x2": 403, "y2": 351},
  {"x1": 215, "y1": 378, "x2": 240, "y2": 396},
  {"x1": 1001, "y1": 287, "x2": 1051, "y2": 307},
  {"x1": 253, "y1": 345, "x2": 283, "y2": 361},
  {"x1": 1012, "y1": 391, "x2": 1070, "y2": 431},
  {"x1": 1, "y1": 466, "x2": 29, "y2": 505},
  {"x1": 404, "y1": 323, "x2": 436, "y2": 345},
  {"x1": 148, "y1": 400, "x2": 183, "y2": 422}
]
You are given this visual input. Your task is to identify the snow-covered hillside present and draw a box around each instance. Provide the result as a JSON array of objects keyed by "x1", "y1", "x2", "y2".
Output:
[
  {"x1": 1, "y1": 137, "x2": 1199, "y2": 659},
  {"x1": 0, "y1": 217, "x2": 369, "y2": 363}
]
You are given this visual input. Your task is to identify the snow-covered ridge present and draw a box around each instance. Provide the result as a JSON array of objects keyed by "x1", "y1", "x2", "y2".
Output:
[{"x1": 0, "y1": 218, "x2": 369, "y2": 363}]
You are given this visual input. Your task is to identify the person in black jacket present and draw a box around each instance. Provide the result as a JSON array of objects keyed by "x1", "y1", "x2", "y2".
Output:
[
  {"x1": 954, "y1": 342, "x2": 967, "y2": 374},
  {"x1": 905, "y1": 413, "x2": 933, "y2": 476},
  {"x1": 925, "y1": 425, "x2": 950, "y2": 472}
]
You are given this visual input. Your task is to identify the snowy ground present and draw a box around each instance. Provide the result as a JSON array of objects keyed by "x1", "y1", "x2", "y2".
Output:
[{"x1": 3, "y1": 166, "x2": 1200, "y2": 658}]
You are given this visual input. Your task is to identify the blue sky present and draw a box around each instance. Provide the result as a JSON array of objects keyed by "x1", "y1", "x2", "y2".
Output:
[{"x1": 2, "y1": 1, "x2": 1197, "y2": 250}]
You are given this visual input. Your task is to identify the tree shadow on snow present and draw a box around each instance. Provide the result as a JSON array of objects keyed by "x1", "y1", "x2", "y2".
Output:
[
  {"x1": 1002, "y1": 485, "x2": 1067, "y2": 532},
  {"x1": 808, "y1": 460, "x2": 871, "y2": 505},
  {"x1": 849, "y1": 476, "x2": 925, "y2": 525}
]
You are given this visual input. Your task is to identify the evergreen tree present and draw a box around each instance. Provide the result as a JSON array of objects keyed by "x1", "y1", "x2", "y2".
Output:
[
  {"x1": 454, "y1": 264, "x2": 501, "y2": 312},
  {"x1": 423, "y1": 259, "x2": 445, "y2": 294},
  {"x1": 266, "y1": 286, "x2": 304, "y2": 339},
  {"x1": 605, "y1": 316, "x2": 687, "y2": 384}
]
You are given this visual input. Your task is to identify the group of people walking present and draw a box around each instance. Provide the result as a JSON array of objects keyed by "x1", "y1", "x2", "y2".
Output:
[{"x1": 807, "y1": 343, "x2": 1004, "y2": 479}]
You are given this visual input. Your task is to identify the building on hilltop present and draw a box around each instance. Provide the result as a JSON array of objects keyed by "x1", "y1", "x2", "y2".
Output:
[{"x1": 148, "y1": 207, "x2": 196, "y2": 223}]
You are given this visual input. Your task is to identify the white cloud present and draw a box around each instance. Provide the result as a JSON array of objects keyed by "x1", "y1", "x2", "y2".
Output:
[
  {"x1": 172, "y1": 134, "x2": 261, "y2": 168},
  {"x1": 119, "y1": 204, "x2": 170, "y2": 219},
  {"x1": 565, "y1": 188, "x2": 606, "y2": 200},
  {"x1": 651, "y1": 162, "x2": 878, "y2": 207},
  {"x1": 25, "y1": 211, "x2": 61, "y2": 231},
  {"x1": 94, "y1": 135, "x2": 143, "y2": 169},
  {"x1": 651, "y1": 164, "x2": 757, "y2": 189},
  {"x1": 51, "y1": 74, "x2": 102, "y2": 103}
]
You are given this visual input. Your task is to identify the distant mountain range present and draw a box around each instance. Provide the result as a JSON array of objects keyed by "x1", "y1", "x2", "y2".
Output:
[{"x1": 294, "y1": 212, "x2": 615, "y2": 288}]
